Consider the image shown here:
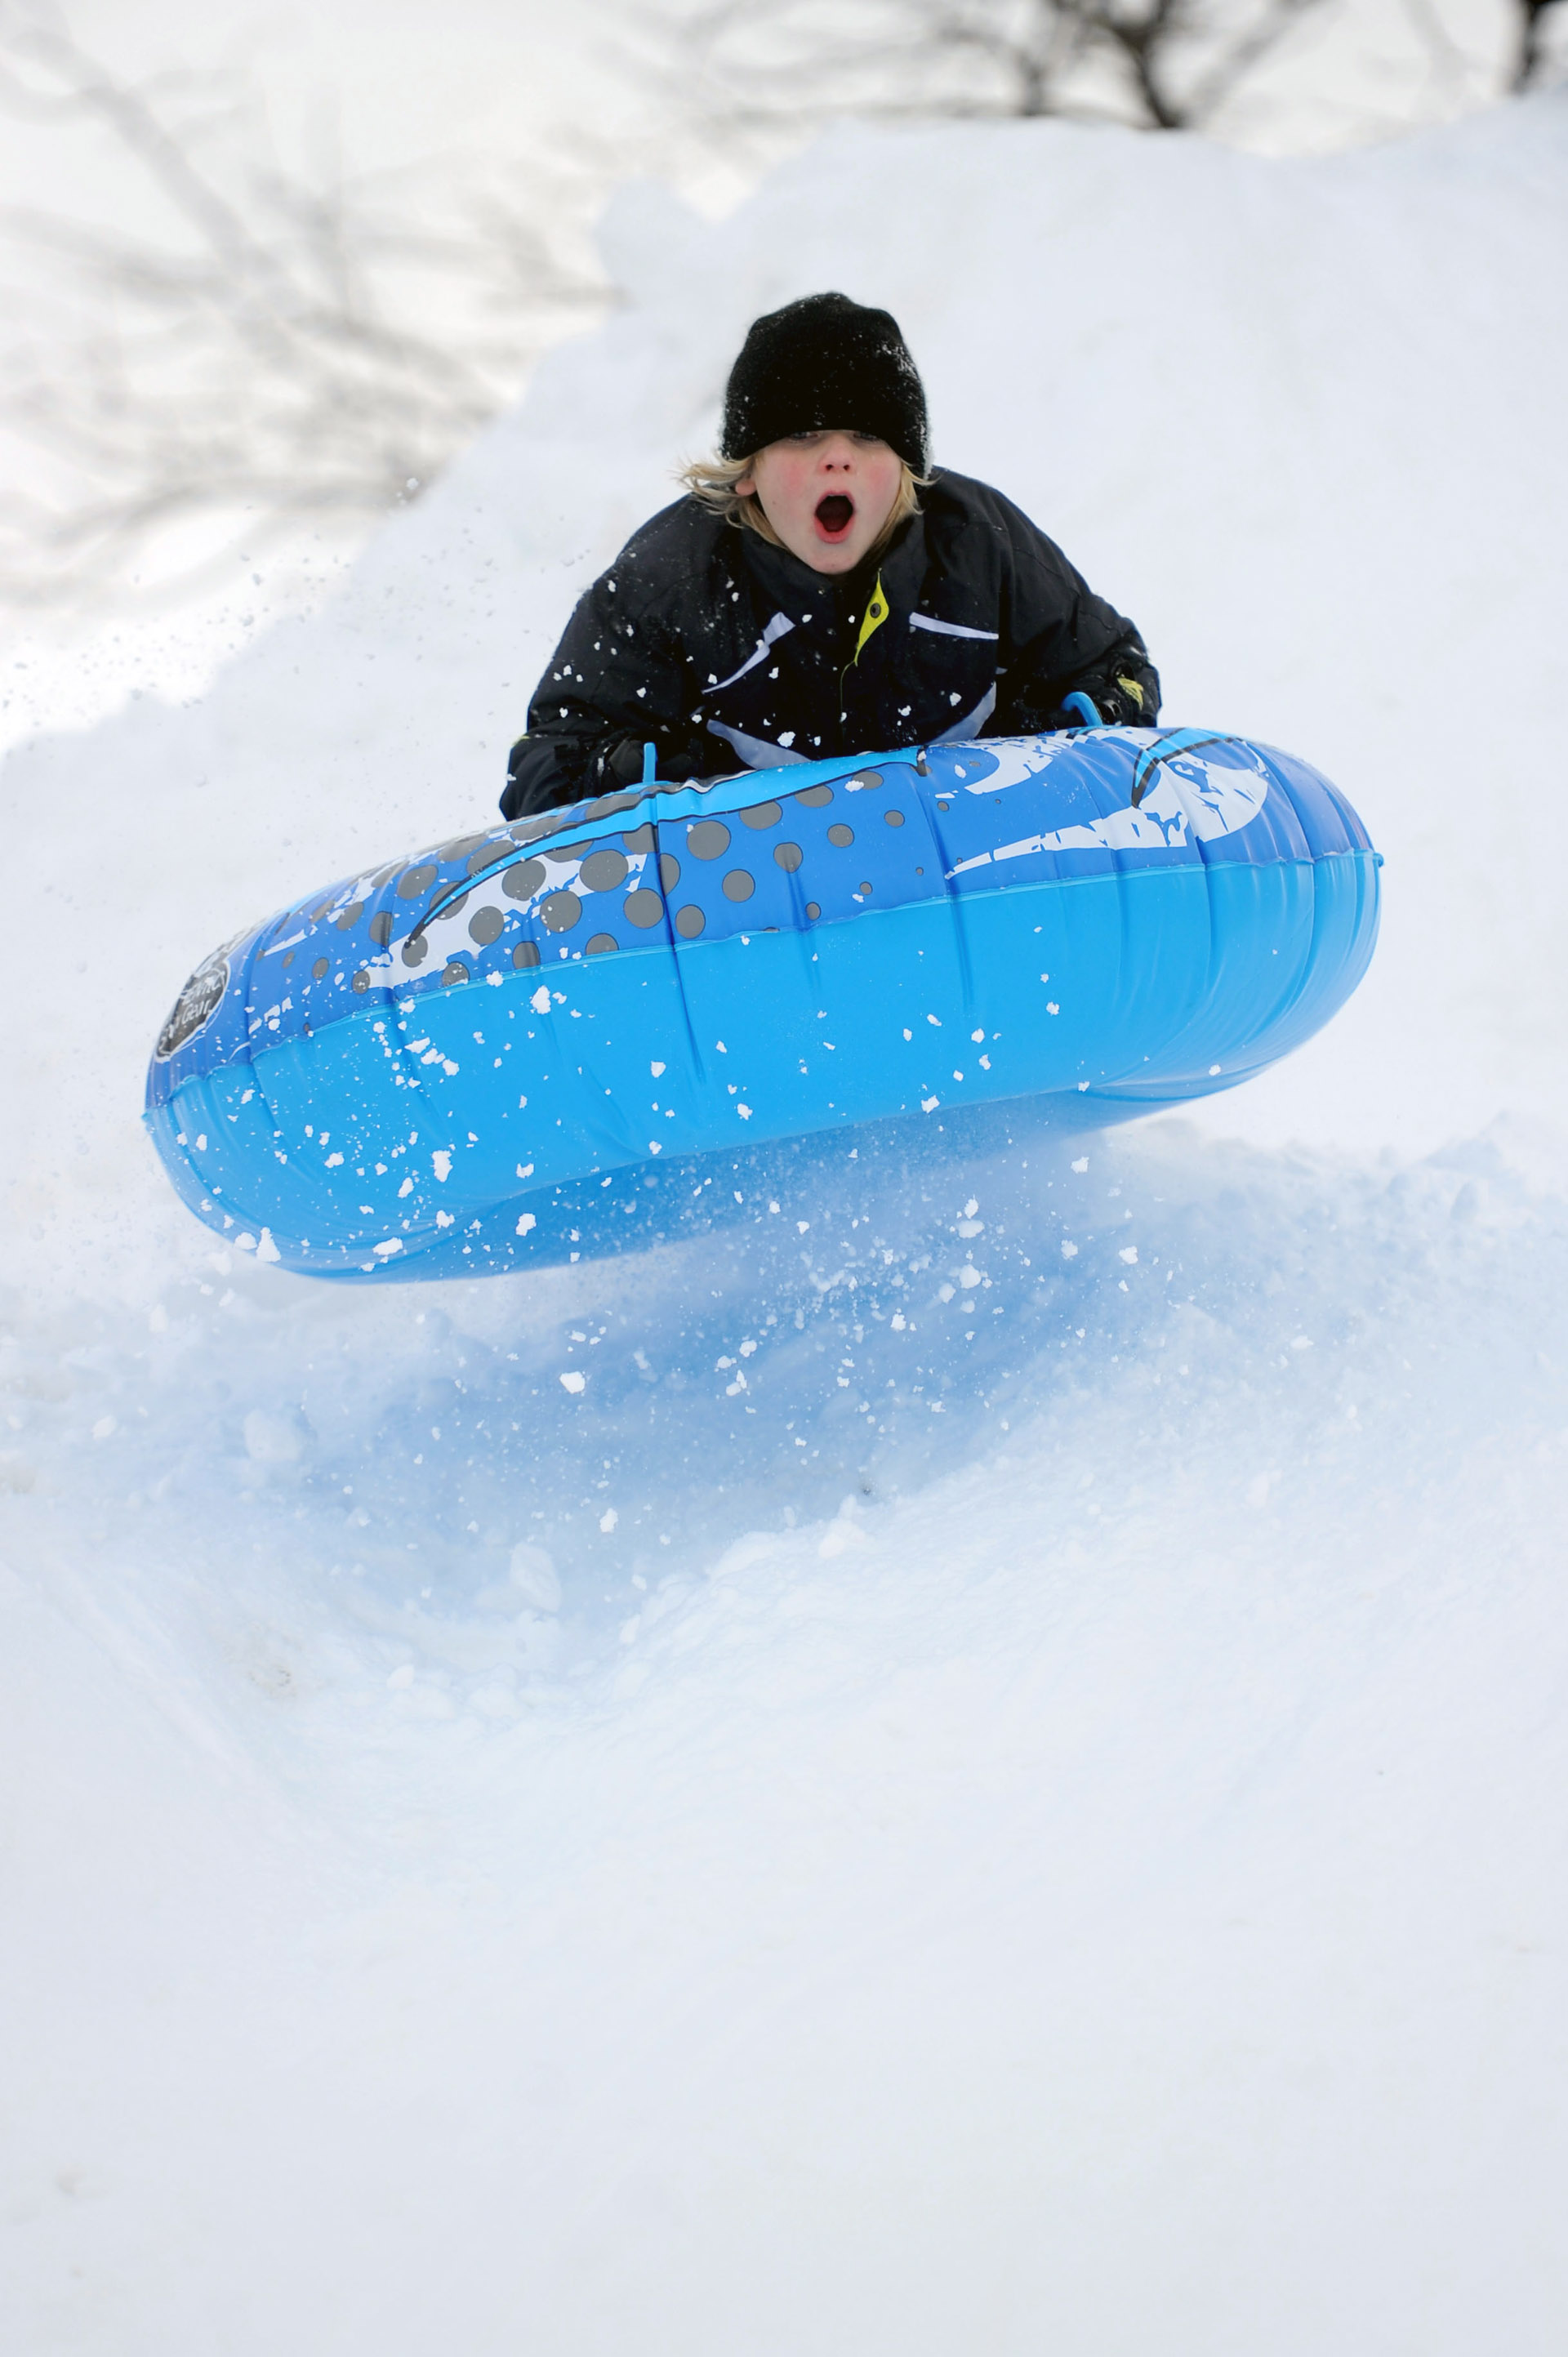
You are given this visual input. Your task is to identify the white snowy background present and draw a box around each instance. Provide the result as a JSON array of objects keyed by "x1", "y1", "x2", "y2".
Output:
[{"x1": 3, "y1": 63, "x2": 1568, "y2": 2357}]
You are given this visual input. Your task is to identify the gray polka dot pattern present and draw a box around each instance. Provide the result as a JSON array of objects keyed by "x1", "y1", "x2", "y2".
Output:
[
  {"x1": 439, "y1": 757, "x2": 913, "y2": 996},
  {"x1": 155, "y1": 751, "x2": 948, "y2": 1087},
  {"x1": 580, "y1": 847, "x2": 629, "y2": 893},
  {"x1": 447, "y1": 755, "x2": 944, "y2": 982}
]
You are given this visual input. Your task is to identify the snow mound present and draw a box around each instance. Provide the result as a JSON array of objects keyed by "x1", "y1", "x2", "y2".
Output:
[{"x1": 5, "y1": 96, "x2": 1568, "y2": 2355}]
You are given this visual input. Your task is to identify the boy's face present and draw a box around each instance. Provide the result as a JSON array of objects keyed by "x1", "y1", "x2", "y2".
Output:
[{"x1": 737, "y1": 430, "x2": 902, "y2": 574}]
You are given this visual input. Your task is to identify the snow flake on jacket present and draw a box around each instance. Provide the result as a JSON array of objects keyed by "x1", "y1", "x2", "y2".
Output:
[{"x1": 503, "y1": 470, "x2": 1156, "y2": 818}]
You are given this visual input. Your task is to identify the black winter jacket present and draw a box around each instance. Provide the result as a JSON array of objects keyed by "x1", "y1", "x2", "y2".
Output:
[{"x1": 502, "y1": 469, "x2": 1157, "y2": 820}]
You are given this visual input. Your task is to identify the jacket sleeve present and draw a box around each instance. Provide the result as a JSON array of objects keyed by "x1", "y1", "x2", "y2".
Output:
[
  {"x1": 501, "y1": 524, "x2": 710, "y2": 821},
  {"x1": 987, "y1": 492, "x2": 1160, "y2": 733}
]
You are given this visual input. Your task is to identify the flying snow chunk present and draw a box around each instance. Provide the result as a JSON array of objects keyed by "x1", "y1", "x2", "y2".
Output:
[
  {"x1": 559, "y1": 1370, "x2": 586, "y2": 1394},
  {"x1": 531, "y1": 986, "x2": 551, "y2": 1014},
  {"x1": 1120, "y1": 1245, "x2": 1138, "y2": 1265}
]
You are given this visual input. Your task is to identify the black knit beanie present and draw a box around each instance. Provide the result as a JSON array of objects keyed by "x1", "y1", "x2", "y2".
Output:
[{"x1": 719, "y1": 292, "x2": 929, "y2": 472}]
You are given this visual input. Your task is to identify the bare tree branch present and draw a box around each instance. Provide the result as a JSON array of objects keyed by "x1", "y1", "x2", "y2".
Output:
[
  {"x1": 0, "y1": 3, "x2": 618, "y2": 608},
  {"x1": 685, "y1": 0, "x2": 1338, "y2": 136},
  {"x1": 1513, "y1": 0, "x2": 1567, "y2": 86}
]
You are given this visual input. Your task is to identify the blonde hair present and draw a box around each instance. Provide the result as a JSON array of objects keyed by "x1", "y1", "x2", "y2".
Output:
[{"x1": 679, "y1": 449, "x2": 931, "y2": 560}]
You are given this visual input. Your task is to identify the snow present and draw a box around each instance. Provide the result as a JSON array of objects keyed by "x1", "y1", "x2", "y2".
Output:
[{"x1": 5, "y1": 95, "x2": 1568, "y2": 2354}]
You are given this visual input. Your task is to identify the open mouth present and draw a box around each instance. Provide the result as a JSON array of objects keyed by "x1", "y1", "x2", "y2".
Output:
[{"x1": 814, "y1": 493, "x2": 855, "y2": 539}]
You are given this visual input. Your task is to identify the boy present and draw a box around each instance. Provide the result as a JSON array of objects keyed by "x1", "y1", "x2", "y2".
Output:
[{"x1": 502, "y1": 292, "x2": 1159, "y2": 820}]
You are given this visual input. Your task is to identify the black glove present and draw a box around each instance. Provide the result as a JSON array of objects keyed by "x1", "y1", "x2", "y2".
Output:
[
  {"x1": 503, "y1": 731, "x2": 580, "y2": 820},
  {"x1": 1051, "y1": 650, "x2": 1161, "y2": 732},
  {"x1": 591, "y1": 730, "x2": 713, "y2": 791},
  {"x1": 1076, "y1": 648, "x2": 1161, "y2": 730},
  {"x1": 596, "y1": 734, "x2": 653, "y2": 788}
]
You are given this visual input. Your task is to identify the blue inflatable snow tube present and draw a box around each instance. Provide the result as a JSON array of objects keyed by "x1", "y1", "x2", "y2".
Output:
[{"x1": 145, "y1": 728, "x2": 1381, "y2": 1281}]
